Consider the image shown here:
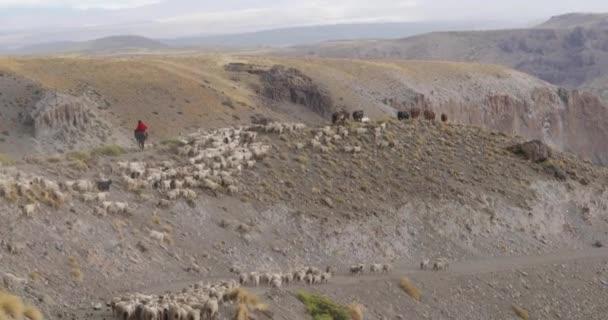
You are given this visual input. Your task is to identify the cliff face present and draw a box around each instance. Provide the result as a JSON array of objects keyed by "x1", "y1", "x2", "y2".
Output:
[{"x1": 391, "y1": 86, "x2": 608, "y2": 164}]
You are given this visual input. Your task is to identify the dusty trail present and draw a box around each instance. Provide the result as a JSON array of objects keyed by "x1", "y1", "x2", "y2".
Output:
[{"x1": 125, "y1": 247, "x2": 608, "y2": 295}]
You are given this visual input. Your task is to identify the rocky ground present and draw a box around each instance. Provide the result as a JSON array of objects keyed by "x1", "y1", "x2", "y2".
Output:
[{"x1": 0, "y1": 119, "x2": 607, "y2": 320}]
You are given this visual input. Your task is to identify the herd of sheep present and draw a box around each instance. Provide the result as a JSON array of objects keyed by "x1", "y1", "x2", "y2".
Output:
[
  {"x1": 109, "y1": 258, "x2": 451, "y2": 320},
  {"x1": 237, "y1": 265, "x2": 338, "y2": 288},
  {"x1": 115, "y1": 123, "x2": 306, "y2": 202},
  {"x1": 111, "y1": 279, "x2": 239, "y2": 320}
]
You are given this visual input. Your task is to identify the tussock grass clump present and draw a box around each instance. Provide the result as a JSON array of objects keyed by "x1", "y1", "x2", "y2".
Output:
[
  {"x1": 235, "y1": 303, "x2": 249, "y2": 320},
  {"x1": 66, "y1": 151, "x2": 92, "y2": 163},
  {"x1": 227, "y1": 289, "x2": 268, "y2": 319},
  {"x1": 0, "y1": 292, "x2": 24, "y2": 318},
  {"x1": 23, "y1": 306, "x2": 43, "y2": 320},
  {"x1": 160, "y1": 138, "x2": 187, "y2": 154},
  {"x1": 347, "y1": 303, "x2": 364, "y2": 320},
  {"x1": 0, "y1": 291, "x2": 44, "y2": 320},
  {"x1": 399, "y1": 277, "x2": 420, "y2": 302},
  {"x1": 296, "y1": 292, "x2": 349, "y2": 320},
  {"x1": 92, "y1": 145, "x2": 126, "y2": 157},
  {"x1": 512, "y1": 304, "x2": 529, "y2": 320},
  {"x1": 68, "y1": 256, "x2": 83, "y2": 282}
]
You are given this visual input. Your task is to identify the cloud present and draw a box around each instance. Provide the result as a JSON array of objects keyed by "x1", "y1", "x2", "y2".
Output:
[{"x1": 0, "y1": 0, "x2": 161, "y2": 10}]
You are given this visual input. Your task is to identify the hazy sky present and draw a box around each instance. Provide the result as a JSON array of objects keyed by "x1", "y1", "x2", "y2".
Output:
[{"x1": 1, "y1": 0, "x2": 608, "y2": 47}]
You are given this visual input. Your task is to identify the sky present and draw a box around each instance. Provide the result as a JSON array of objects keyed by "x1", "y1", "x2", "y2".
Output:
[{"x1": 1, "y1": 0, "x2": 608, "y2": 47}]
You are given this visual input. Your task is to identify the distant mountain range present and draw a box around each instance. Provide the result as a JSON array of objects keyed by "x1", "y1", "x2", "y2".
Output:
[
  {"x1": 2, "y1": 20, "x2": 516, "y2": 55},
  {"x1": 8, "y1": 35, "x2": 169, "y2": 55},
  {"x1": 536, "y1": 12, "x2": 608, "y2": 29},
  {"x1": 163, "y1": 20, "x2": 516, "y2": 48},
  {"x1": 274, "y1": 13, "x2": 608, "y2": 101}
]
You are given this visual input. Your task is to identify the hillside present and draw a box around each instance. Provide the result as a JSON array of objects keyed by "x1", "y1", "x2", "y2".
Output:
[
  {"x1": 537, "y1": 13, "x2": 608, "y2": 29},
  {"x1": 275, "y1": 14, "x2": 608, "y2": 101},
  {"x1": 0, "y1": 118, "x2": 607, "y2": 320},
  {"x1": 11, "y1": 35, "x2": 169, "y2": 55},
  {"x1": 164, "y1": 20, "x2": 514, "y2": 48},
  {"x1": 2, "y1": 55, "x2": 608, "y2": 165}
]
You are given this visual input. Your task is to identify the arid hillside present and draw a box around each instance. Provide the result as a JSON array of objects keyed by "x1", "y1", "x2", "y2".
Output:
[
  {"x1": 536, "y1": 13, "x2": 608, "y2": 29},
  {"x1": 0, "y1": 119, "x2": 607, "y2": 320},
  {"x1": 2, "y1": 55, "x2": 608, "y2": 165},
  {"x1": 276, "y1": 15, "x2": 608, "y2": 101}
]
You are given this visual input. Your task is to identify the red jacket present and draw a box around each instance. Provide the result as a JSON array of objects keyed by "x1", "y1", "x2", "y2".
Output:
[{"x1": 135, "y1": 122, "x2": 148, "y2": 132}]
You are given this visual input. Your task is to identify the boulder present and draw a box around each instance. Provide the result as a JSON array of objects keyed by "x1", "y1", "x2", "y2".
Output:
[{"x1": 513, "y1": 140, "x2": 552, "y2": 162}]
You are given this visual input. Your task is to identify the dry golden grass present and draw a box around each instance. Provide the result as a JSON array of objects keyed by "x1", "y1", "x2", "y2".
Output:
[
  {"x1": 347, "y1": 303, "x2": 364, "y2": 320},
  {"x1": 68, "y1": 256, "x2": 83, "y2": 281},
  {"x1": 0, "y1": 309, "x2": 8, "y2": 320},
  {"x1": 399, "y1": 277, "x2": 421, "y2": 302},
  {"x1": 235, "y1": 303, "x2": 249, "y2": 320},
  {"x1": 29, "y1": 272, "x2": 41, "y2": 282},
  {"x1": 512, "y1": 304, "x2": 529, "y2": 320},
  {"x1": 23, "y1": 306, "x2": 43, "y2": 320},
  {"x1": 0, "y1": 291, "x2": 24, "y2": 318}
]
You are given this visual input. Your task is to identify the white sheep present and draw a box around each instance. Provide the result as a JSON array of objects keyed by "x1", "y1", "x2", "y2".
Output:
[
  {"x1": 181, "y1": 189, "x2": 197, "y2": 200},
  {"x1": 81, "y1": 193, "x2": 97, "y2": 202},
  {"x1": 114, "y1": 202, "x2": 129, "y2": 214},
  {"x1": 433, "y1": 258, "x2": 450, "y2": 271},
  {"x1": 150, "y1": 230, "x2": 165, "y2": 242},
  {"x1": 203, "y1": 298, "x2": 218, "y2": 320},
  {"x1": 167, "y1": 189, "x2": 181, "y2": 200},
  {"x1": 370, "y1": 263, "x2": 382, "y2": 273},
  {"x1": 320, "y1": 272, "x2": 332, "y2": 283},
  {"x1": 74, "y1": 179, "x2": 93, "y2": 192},
  {"x1": 239, "y1": 273, "x2": 248, "y2": 286},
  {"x1": 187, "y1": 308, "x2": 201, "y2": 320},
  {"x1": 97, "y1": 192, "x2": 109, "y2": 202},
  {"x1": 420, "y1": 259, "x2": 430, "y2": 270},
  {"x1": 249, "y1": 273, "x2": 260, "y2": 287},
  {"x1": 23, "y1": 203, "x2": 40, "y2": 216},
  {"x1": 270, "y1": 277, "x2": 282, "y2": 288},
  {"x1": 382, "y1": 263, "x2": 393, "y2": 273}
]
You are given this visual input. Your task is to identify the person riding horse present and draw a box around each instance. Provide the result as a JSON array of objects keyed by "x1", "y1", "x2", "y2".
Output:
[{"x1": 134, "y1": 120, "x2": 148, "y2": 150}]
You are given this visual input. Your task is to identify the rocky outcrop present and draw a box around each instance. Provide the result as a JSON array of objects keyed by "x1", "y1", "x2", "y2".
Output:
[
  {"x1": 29, "y1": 93, "x2": 93, "y2": 139},
  {"x1": 22, "y1": 92, "x2": 119, "y2": 151},
  {"x1": 512, "y1": 140, "x2": 552, "y2": 163},
  {"x1": 228, "y1": 64, "x2": 334, "y2": 117}
]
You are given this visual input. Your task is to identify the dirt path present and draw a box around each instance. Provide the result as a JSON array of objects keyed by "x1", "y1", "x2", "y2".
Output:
[{"x1": 132, "y1": 247, "x2": 608, "y2": 294}]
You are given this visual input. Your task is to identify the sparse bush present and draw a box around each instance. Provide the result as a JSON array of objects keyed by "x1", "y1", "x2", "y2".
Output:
[
  {"x1": 160, "y1": 139, "x2": 186, "y2": 148},
  {"x1": 399, "y1": 277, "x2": 420, "y2": 302},
  {"x1": 92, "y1": 145, "x2": 126, "y2": 157},
  {"x1": 512, "y1": 304, "x2": 529, "y2": 320},
  {"x1": 23, "y1": 306, "x2": 43, "y2": 320},
  {"x1": 68, "y1": 256, "x2": 83, "y2": 282},
  {"x1": 347, "y1": 303, "x2": 364, "y2": 320},
  {"x1": 0, "y1": 291, "x2": 24, "y2": 318},
  {"x1": 296, "y1": 292, "x2": 349, "y2": 320},
  {"x1": 66, "y1": 151, "x2": 92, "y2": 163},
  {"x1": 235, "y1": 303, "x2": 249, "y2": 320}
]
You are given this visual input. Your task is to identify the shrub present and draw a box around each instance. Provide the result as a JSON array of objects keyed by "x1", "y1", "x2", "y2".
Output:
[
  {"x1": 296, "y1": 292, "x2": 349, "y2": 320},
  {"x1": 512, "y1": 304, "x2": 529, "y2": 320},
  {"x1": 0, "y1": 292, "x2": 24, "y2": 318},
  {"x1": 347, "y1": 303, "x2": 364, "y2": 320},
  {"x1": 66, "y1": 151, "x2": 92, "y2": 163},
  {"x1": 399, "y1": 277, "x2": 420, "y2": 302},
  {"x1": 235, "y1": 303, "x2": 249, "y2": 320},
  {"x1": 23, "y1": 306, "x2": 43, "y2": 320},
  {"x1": 92, "y1": 145, "x2": 126, "y2": 157}
]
